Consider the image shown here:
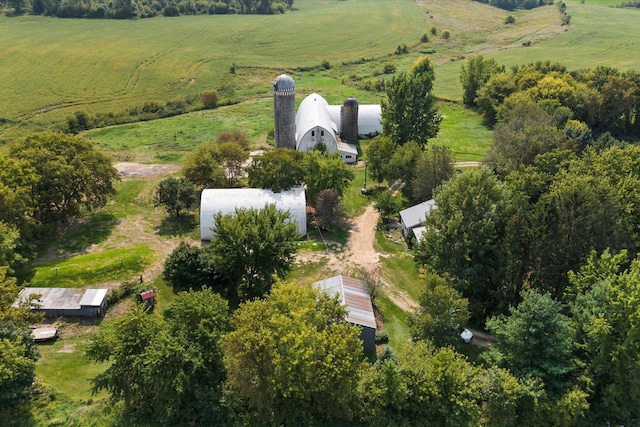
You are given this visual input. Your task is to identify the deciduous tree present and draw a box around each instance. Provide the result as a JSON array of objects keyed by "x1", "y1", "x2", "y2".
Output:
[
  {"x1": 409, "y1": 272, "x2": 469, "y2": 348},
  {"x1": 460, "y1": 56, "x2": 504, "y2": 106},
  {"x1": 182, "y1": 143, "x2": 226, "y2": 189},
  {"x1": 8, "y1": 133, "x2": 119, "y2": 224},
  {"x1": 163, "y1": 242, "x2": 213, "y2": 292},
  {"x1": 247, "y1": 148, "x2": 304, "y2": 192},
  {"x1": 154, "y1": 177, "x2": 197, "y2": 219},
  {"x1": 302, "y1": 150, "x2": 354, "y2": 206},
  {"x1": 381, "y1": 57, "x2": 441, "y2": 146},
  {"x1": 412, "y1": 144, "x2": 454, "y2": 202},
  {"x1": 208, "y1": 205, "x2": 298, "y2": 299},
  {"x1": 224, "y1": 281, "x2": 362, "y2": 425}
]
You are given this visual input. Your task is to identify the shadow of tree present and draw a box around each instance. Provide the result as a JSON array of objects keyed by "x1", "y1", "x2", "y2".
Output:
[{"x1": 156, "y1": 213, "x2": 197, "y2": 237}]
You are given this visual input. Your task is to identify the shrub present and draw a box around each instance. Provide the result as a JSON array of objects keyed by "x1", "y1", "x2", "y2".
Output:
[
  {"x1": 107, "y1": 280, "x2": 137, "y2": 305},
  {"x1": 201, "y1": 90, "x2": 220, "y2": 108},
  {"x1": 383, "y1": 63, "x2": 397, "y2": 74},
  {"x1": 395, "y1": 44, "x2": 408, "y2": 55},
  {"x1": 375, "y1": 330, "x2": 389, "y2": 345},
  {"x1": 430, "y1": 26, "x2": 437, "y2": 35},
  {"x1": 504, "y1": 15, "x2": 515, "y2": 24},
  {"x1": 442, "y1": 29, "x2": 450, "y2": 39},
  {"x1": 561, "y1": 13, "x2": 571, "y2": 25},
  {"x1": 421, "y1": 33, "x2": 429, "y2": 42},
  {"x1": 320, "y1": 59, "x2": 331, "y2": 70},
  {"x1": 163, "y1": 5, "x2": 180, "y2": 16}
]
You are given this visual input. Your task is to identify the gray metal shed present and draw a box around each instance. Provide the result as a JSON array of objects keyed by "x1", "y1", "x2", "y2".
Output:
[
  {"x1": 14, "y1": 288, "x2": 108, "y2": 318},
  {"x1": 399, "y1": 199, "x2": 437, "y2": 237},
  {"x1": 313, "y1": 275, "x2": 377, "y2": 353}
]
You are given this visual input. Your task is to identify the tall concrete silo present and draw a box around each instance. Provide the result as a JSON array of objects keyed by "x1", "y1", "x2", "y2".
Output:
[
  {"x1": 340, "y1": 97, "x2": 359, "y2": 141},
  {"x1": 273, "y1": 74, "x2": 296, "y2": 149}
]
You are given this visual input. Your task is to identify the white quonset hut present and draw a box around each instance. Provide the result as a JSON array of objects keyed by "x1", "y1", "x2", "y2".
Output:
[
  {"x1": 200, "y1": 187, "x2": 307, "y2": 241},
  {"x1": 14, "y1": 288, "x2": 108, "y2": 318},
  {"x1": 313, "y1": 275, "x2": 377, "y2": 353},
  {"x1": 399, "y1": 199, "x2": 437, "y2": 243}
]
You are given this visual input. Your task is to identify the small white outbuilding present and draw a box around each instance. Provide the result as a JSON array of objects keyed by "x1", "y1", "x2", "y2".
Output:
[{"x1": 200, "y1": 187, "x2": 307, "y2": 241}]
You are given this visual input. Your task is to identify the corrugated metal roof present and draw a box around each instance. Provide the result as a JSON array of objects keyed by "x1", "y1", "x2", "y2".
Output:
[
  {"x1": 200, "y1": 187, "x2": 307, "y2": 240},
  {"x1": 15, "y1": 288, "x2": 107, "y2": 310},
  {"x1": 399, "y1": 199, "x2": 437, "y2": 230},
  {"x1": 314, "y1": 275, "x2": 376, "y2": 329}
]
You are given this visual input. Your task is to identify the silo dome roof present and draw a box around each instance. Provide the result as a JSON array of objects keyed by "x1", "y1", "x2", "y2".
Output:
[
  {"x1": 343, "y1": 97, "x2": 359, "y2": 107},
  {"x1": 273, "y1": 74, "x2": 295, "y2": 90}
]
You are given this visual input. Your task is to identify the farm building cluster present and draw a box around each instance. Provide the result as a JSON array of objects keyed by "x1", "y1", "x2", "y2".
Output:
[{"x1": 273, "y1": 74, "x2": 382, "y2": 163}]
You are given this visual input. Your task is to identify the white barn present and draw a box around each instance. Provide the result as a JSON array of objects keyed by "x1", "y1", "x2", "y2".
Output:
[
  {"x1": 200, "y1": 187, "x2": 307, "y2": 240},
  {"x1": 295, "y1": 93, "x2": 358, "y2": 163}
]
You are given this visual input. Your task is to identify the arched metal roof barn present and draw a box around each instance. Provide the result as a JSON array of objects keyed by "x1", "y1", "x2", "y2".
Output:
[{"x1": 200, "y1": 187, "x2": 307, "y2": 240}]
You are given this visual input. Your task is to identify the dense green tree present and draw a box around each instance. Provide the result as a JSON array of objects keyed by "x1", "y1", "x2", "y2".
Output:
[
  {"x1": 8, "y1": 133, "x2": 118, "y2": 224},
  {"x1": 460, "y1": 55, "x2": 504, "y2": 106},
  {"x1": 485, "y1": 290, "x2": 576, "y2": 399},
  {"x1": 302, "y1": 150, "x2": 354, "y2": 206},
  {"x1": 476, "y1": 72, "x2": 517, "y2": 125},
  {"x1": 224, "y1": 281, "x2": 362, "y2": 426},
  {"x1": 0, "y1": 154, "x2": 38, "y2": 236},
  {"x1": 374, "y1": 190, "x2": 402, "y2": 222},
  {"x1": 381, "y1": 57, "x2": 441, "y2": 146},
  {"x1": 88, "y1": 289, "x2": 229, "y2": 425},
  {"x1": 529, "y1": 173, "x2": 631, "y2": 296},
  {"x1": 208, "y1": 205, "x2": 298, "y2": 299},
  {"x1": 386, "y1": 141, "x2": 422, "y2": 193},
  {"x1": 0, "y1": 322, "x2": 39, "y2": 407},
  {"x1": 365, "y1": 136, "x2": 395, "y2": 183},
  {"x1": 0, "y1": 222, "x2": 22, "y2": 275},
  {"x1": 154, "y1": 177, "x2": 197, "y2": 219},
  {"x1": 182, "y1": 143, "x2": 226, "y2": 188},
  {"x1": 486, "y1": 102, "x2": 564, "y2": 177},
  {"x1": 411, "y1": 144, "x2": 454, "y2": 202},
  {"x1": 163, "y1": 242, "x2": 213, "y2": 292},
  {"x1": 408, "y1": 272, "x2": 470, "y2": 347},
  {"x1": 0, "y1": 267, "x2": 42, "y2": 327},
  {"x1": 314, "y1": 189, "x2": 347, "y2": 232},
  {"x1": 217, "y1": 141, "x2": 248, "y2": 186},
  {"x1": 567, "y1": 250, "x2": 640, "y2": 424},
  {"x1": 247, "y1": 148, "x2": 304, "y2": 192},
  {"x1": 415, "y1": 167, "x2": 512, "y2": 321}
]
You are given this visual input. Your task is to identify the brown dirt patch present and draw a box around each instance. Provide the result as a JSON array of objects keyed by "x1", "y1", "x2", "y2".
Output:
[
  {"x1": 114, "y1": 162, "x2": 181, "y2": 178},
  {"x1": 296, "y1": 204, "x2": 418, "y2": 313},
  {"x1": 57, "y1": 343, "x2": 76, "y2": 353}
]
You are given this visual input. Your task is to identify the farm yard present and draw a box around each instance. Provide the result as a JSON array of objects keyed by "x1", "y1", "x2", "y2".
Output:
[{"x1": 2, "y1": 0, "x2": 640, "y2": 424}]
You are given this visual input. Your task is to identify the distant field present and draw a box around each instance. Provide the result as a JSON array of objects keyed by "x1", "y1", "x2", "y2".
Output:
[
  {"x1": 0, "y1": 0, "x2": 430, "y2": 139},
  {"x1": 434, "y1": 2, "x2": 640, "y2": 99}
]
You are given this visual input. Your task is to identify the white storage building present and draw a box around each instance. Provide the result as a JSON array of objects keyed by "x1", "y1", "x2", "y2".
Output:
[{"x1": 200, "y1": 187, "x2": 307, "y2": 240}]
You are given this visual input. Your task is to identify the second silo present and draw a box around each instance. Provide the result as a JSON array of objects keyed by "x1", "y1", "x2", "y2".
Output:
[
  {"x1": 340, "y1": 97, "x2": 359, "y2": 141},
  {"x1": 273, "y1": 74, "x2": 296, "y2": 150}
]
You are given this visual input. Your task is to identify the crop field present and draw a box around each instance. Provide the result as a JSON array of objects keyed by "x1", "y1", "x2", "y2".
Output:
[{"x1": 0, "y1": 0, "x2": 430, "y2": 139}]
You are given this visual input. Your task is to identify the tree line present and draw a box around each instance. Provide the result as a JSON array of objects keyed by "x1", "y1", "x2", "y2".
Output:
[
  {"x1": 0, "y1": 132, "x2": 118, "y2": 412},
  {"x1": 2, "y1": 0, "x2": 294, "y2": 18}
]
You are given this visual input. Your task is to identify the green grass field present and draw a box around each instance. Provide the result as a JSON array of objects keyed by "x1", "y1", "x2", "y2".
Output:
[
  {"x1": 31, "y1": 246, "x2": 154, "y2": 288},
  {"x1": 0, "y1": 0, "x2": 430, "y2": 139},
  {"x1": 434, "y1": 2, "x2": 640, "y2": 99}
]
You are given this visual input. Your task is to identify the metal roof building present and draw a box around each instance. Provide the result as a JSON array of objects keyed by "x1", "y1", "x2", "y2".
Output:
[
  {"x1": 399, "y1": 199, "x2": 437, "y2": 238},
  {"x1": 313, "y1": 275, "x2": 377, "y2": 352},
  {"x1": 200, "y1": 187, "x2": 307, "y2": 241},
  {"x1": 14, "y1": 288, "x2": 108, "y2": 318}
]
